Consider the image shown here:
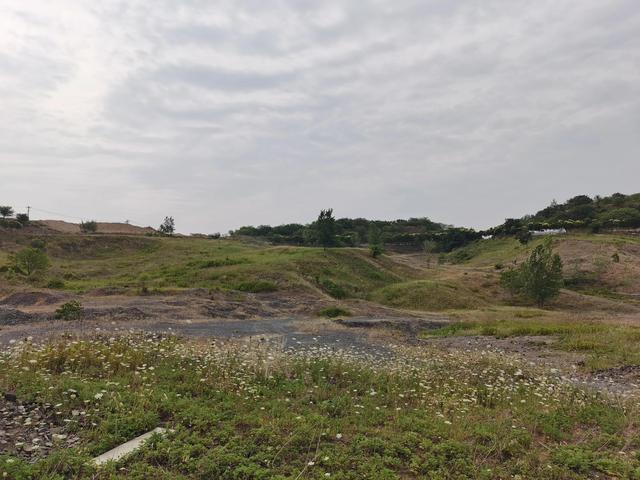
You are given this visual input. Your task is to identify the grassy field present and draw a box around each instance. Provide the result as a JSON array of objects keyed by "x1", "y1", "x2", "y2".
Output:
[
  {"x1": 2, "y1": 232, "x2": 638, "y2": 309},
  {"x1": 1, "y1": 334, "x2": 639, "y2": 479},
  {"x1": 0, "y1": 235, "x2": 417, "y2": 299}
]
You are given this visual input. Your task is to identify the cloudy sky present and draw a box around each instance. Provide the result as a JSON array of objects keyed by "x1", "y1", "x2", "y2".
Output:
[{"x1": 1, "y1": 0, "x2": 639, "y2": 233}]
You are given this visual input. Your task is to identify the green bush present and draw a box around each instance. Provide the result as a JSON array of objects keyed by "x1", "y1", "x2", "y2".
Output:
[
  {"x1": 54, "y1": 301, "x2": 84, "y2": 321},
  {"x1": 318, "y1": 306, "x2": 352, "y2": 318},
  {"x1": 319, "y1": 278, "x2": 347, "y2": 299},
  {"x1": 47, "y1": 278, "x2": 65, "y2": 289},
  {"x1": 500, "y1": 239, "x2": 563, "y2": 307},
  {"x1": 80, "y1": 220, "x2": 98, "y2": 233},
  {"x1": 12, "y1": 247, "x2": 50, "y2": 277},
  {"x1": 235, "y1": 280, "x2": 278, "y2": 293}
]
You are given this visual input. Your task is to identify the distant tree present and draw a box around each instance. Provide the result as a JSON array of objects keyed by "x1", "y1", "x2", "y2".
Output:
[
  {"x1": 12, "y1": 247, "x2": 50, "y2": 277},
  {"x1": 80, "y1": 220, "x2": 98, "y2": 233},
  {"x1": 501, "y1": 239, "x2": 563, "y2": 307},
  {"x1": 515, "y1": 229, "x2": 532, "y2": 245},
  {"x1": 159, "y1": 216, "x2": 175, "y2": 235},
  {"x1": 597, "y1": 208, "x2": 640, "y2": 228},
  {"x1": 16, "y1": 213, "x2": 29, "y2": 225},
  {"x1": 368, "y1": 224, "x2": 384, "y2": 258},
  {"x1": 0, "y1": 206, "x2": 14, "y2": 219},
  {"x1": 316, "y1": 209, "x2": 336, "y2": 248}
]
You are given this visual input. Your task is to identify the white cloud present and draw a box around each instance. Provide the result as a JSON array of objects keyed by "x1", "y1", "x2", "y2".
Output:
[{"x1": 1, "y1": 0, "x2": 639, "y2": 232}]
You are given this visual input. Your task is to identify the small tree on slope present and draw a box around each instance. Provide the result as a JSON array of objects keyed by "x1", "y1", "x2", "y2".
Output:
[
  {"x1": 159, "y1": 216, "x2": 175, "y2": 235},
  {"x1": 501, "y1": 239, "x2": 563, "y2": 307},
  {"x1": 316, "y1": 209, "x2": 336, "y2": 248}
]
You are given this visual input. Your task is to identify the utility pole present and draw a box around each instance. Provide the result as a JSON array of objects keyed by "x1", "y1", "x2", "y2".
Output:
[{"x1": 26, "y1": 206, "x2": 31, "y2": 219}]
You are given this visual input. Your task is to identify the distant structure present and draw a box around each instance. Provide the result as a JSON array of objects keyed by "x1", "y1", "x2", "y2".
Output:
[{"x1": 531, "y1": 228, "x2": 567, "y2": 237}]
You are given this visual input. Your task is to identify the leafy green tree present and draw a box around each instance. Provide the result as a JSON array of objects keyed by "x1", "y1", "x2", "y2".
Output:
[
  {"x1": 316, "y1": 209, "x2": 336, "y2": 248},
  {"x1": 501, "y1": 239, "x2": 563, "y2": 307},
  {"x1": 159, "y1": 216, "x2": 175, "y2": 235},
  {"x1": 515, "y1": 228, "x2": 532, "y2": 245},
  {"x1": 368, "y1": 224, "x2": 384, "y2": 258},
  {"x1": 0, "y1": 206, "x2": 14, "y2": 219},
  {"x1": 12, "y1": 247, "x2": 50, "y2": 277},
  {"x1": 16, "y1": 213, "x2": 29, "y2": 225},
  {"x1": 80, "y1": 220, "x2": 98, "y2": 233}
]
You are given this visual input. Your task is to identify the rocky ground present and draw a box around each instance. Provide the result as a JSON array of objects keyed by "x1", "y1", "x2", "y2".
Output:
[{"x1": 0, "y1": 396, "x2": 81, "y2": 462}]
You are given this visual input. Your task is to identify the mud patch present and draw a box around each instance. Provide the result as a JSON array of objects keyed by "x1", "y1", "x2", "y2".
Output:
[
  {"x1": 336, "y1": 316, "x2": 448, "y2": 334},
  {"x1": 84, "y1": 306, "x2": 150, "y2": 321},
  {"x1": 0, "y1": 307, "x2": 46, "y2": 326},
  {"x1": 592, "y1": 365, "x2": 640, "y2": 386},
  {"x1": 0, "y1": 292, "x2": 66, "y2": 308}
]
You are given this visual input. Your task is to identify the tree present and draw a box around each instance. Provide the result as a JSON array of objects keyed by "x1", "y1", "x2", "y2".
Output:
[
  {"x1": 316, "y1": 209, "x2": 336, "y2": 248},
  {"x1": 80, "y1": 220, "x2": 98, "y2": 233},
  {"x1": 0, "y1": 206, "x2": 14, "y2": 219},
  {"x1": 12, "y1": 247, "x2": 50, "y2": 277},
  {"x1": 159, "y1": 216, "x2": 175, "y2": 235},
  {"x1": 16, "y1": 213, "x2": 29, "y2": 225},
  {"x1": 368, "y1": 224, "x2": 384, "y2": 258},
  {"x1": 501, "y1": 239, "x2": 563, "y2": 307},
  {"x1": 515, "y1": 228, "x2": 532, "y2": 245}
]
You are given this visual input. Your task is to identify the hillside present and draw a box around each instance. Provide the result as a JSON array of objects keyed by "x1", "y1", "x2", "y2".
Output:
[
  {"x1": 39, "y1": 220, "x2": 156, "y2": 235},
  {"x1": 491, "y1": 192, "x2": 640, "y2": 235},
  {"x1": 1, "y1": 230, "x2": 639, "y2": 316}
]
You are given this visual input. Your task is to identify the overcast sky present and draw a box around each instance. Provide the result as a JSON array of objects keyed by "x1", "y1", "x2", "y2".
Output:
[{"x1": 1, "y1": 0, "x2": 639, "y2": 233}]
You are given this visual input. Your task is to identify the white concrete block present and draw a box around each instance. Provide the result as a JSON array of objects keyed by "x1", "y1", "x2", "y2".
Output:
[{"x1": 92, "y1": 427, "x2": 166, "y2": 466}]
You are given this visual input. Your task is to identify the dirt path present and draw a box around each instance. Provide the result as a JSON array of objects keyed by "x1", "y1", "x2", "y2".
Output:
[{"x1": 2, "y1": 314, "x2": 638, "y2": 398}]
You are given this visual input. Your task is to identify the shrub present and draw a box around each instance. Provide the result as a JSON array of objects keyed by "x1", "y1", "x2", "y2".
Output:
[
  {"x1": 318, "y1": 306, "x2": 352, "y2": 318},
  {"x1": 54, "y1": 301, "x2": 84, "y2": 321},
  {"x1": 319, "y1": 278, "x2": 347, "y2": 299},
  {"x1": 501, "y1": 239, "x2": 563, "y2": 307},
  {"x1": 12, "y1": 247, "x2": 50, "y2": 277},
  {"x1": 80, "y1": 220, "x2": 98, "y2": 233},
  {"x1": 0, "y1": 206, "x2": 14, "y2": 219},
  {"x1": 16, "y1": 213, "x2": 29, "y2": 225},
  {"x1": 30, "y1": 238, "x2": 46, "y2": 250},
  {"x1": 369, "y1": 244, "x2": 383, "y2": 258},
  {"x1": 47, "y1": 278, "x2": 65, "y2": 289},
  {"x1": 235, "y1": 280, "x2": 278, "y2": 293}
]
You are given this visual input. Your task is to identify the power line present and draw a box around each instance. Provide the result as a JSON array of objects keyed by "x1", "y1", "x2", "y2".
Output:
[
  {"x1": 28, "y1": 206, "x2": 84, "y2": 221},
  {"x1": 28, "y1": 205, "x2": 150, "y2": 227}
]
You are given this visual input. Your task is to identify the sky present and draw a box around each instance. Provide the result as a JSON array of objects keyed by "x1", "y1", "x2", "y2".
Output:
[{"x1": 1, "y1": 0, "x2": 639, "y2": 234}]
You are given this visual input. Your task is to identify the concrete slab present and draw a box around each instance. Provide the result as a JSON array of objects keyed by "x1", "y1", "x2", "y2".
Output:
[{"x1": 92, "y1": 427, "x2": 166, "y2": 466}]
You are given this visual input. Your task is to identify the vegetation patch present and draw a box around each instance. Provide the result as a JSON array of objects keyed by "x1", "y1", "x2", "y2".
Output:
[
  {"x1": 235, "y1": 280, "x2": 278, "y2": 293},
  {"x1": 371, "y1": 280, "x2": 486, "y2": 311},
  {"x1": 0, "y1": 335, "x2": 637, "y2": 479},
  {"x1": 318, "y1": 306, "x2": 352, "y2": 318},
  {"x1": 54, "y1": 300, "x2": 84, "y2": 321}
]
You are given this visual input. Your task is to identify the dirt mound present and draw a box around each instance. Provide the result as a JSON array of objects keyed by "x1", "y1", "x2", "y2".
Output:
[
  {"x1": 0, "y1": 292, "x2": 66, "y2": 307},
  {"x1": 0, "y1": 307, "x2": 44, "y2": 325},
  {"x1": 84, "y1": 307, "x2": 150, "y2": 321},
  {"x1": 40, "y1": 220, "x2": 156, "y2": 235}
]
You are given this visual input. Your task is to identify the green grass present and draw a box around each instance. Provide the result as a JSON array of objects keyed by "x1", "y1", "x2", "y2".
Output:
[
  {"x1": 370, "y1": 279, "x2": 488, "y2": 311},
  {"x1": 0, "y1": 237, "x2": 412, "y2": 298},
  {"x1": 1, "y1": 334, "x2": 638, "y2": 479},
  {"x1": 424, "y1": 307, "x2": 640, "y2": 370}
]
